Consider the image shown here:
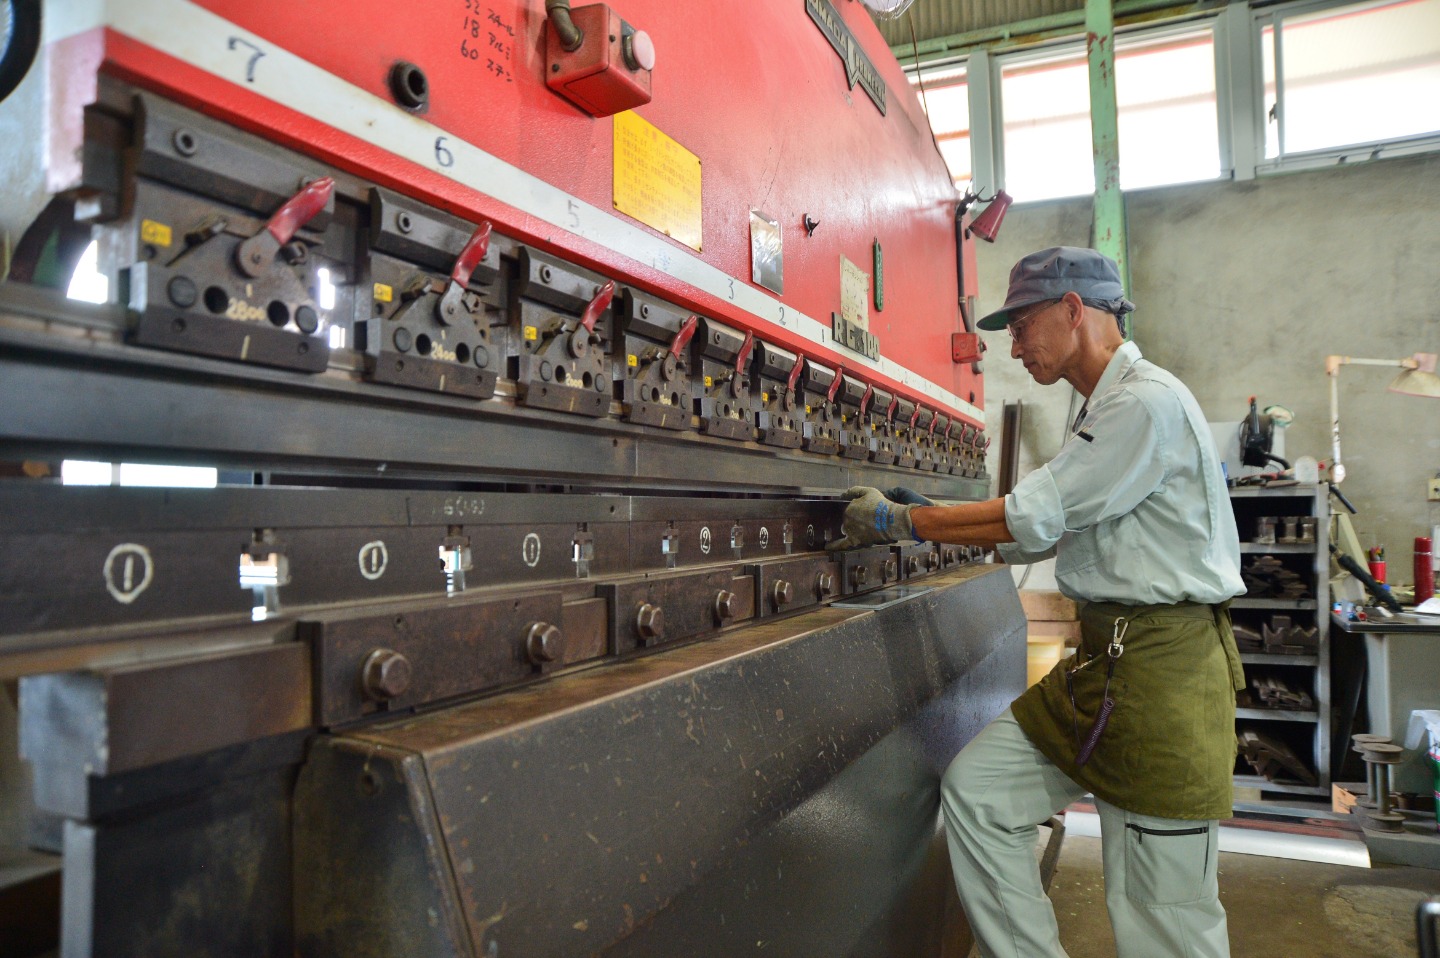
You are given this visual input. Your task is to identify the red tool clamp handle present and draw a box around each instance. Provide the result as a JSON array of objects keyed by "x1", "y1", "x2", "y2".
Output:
[
  {"x1": 910, "y1": 406, "x2": 921, "y2": 430},
  {"x1": 580, "y1": 281, "x2": 616, "y2": 333},
  {"x1": 927, "y1": 411, "x2": 938, "y2": 436},
  {"x1": 670, "y1": 315, "x2": 699, "y2": 355},
  {"x1": 885, "y1": 396, "x2": 899, "y2": 422},
  {"x1": 827, "y1": 368, "x2": 844, "y2": 404},
  {"x1": 786, "y1": 352, "x2": 805, "y2": 393},
  {"x1": 450, "y1": 221, "x2": 492, "y2": 288},
  {"x1": 858, "y1": 383, "x2": 873, "y2": 416},
  {"x1": 735, "y1": 330, "x2": 755, "y2": 374},
  {"x1": 265, "y1": 177, "x2": 334, "y2": 244}
]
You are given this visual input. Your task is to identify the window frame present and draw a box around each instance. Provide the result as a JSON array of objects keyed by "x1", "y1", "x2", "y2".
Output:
[{"x1": 900, "y1": 0, "x2": 1440, "y2": 200}]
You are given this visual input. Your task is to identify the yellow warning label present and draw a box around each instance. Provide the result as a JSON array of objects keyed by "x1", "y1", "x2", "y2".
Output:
[
  {"x1": 613, "y1": 110, "x2": 702, "y2": 252},
  {"x1": 762, "y1": 392, "x2": 770, "y2": 404},
  {"x1": 704, "y1": 375, "x2": 714, "y2": 389},
  {"x1": 627, "y1": 354, "x2": 638, "y2": 367},
  {"x1": 140, "y1": 219, "x2": 172, "y2": 247},
  {"x1": 524, "y1": 326, "x2": 538, "y2": 341},
  {"x1": 373, "y1": 283, "x2": 394, "y2": 303},
  {"x1": 805, "y1": 405, "x2": 812, "y2": 414}
]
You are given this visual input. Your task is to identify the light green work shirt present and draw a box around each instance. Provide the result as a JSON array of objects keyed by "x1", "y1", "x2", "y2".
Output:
[{"x1": 997, "y1": 342, "x2": 1244, "y2": 605}]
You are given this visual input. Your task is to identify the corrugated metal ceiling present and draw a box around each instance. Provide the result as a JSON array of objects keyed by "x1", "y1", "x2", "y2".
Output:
[{"x1": 874, "y1": 0, "x2": 1087, "y2": 48}]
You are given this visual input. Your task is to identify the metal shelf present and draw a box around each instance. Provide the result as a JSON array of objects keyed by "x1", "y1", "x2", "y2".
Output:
[
  {"x1": 1235, "y1": 707, "x2": 1319, "y2": 722},
  {"x1": 1230, "y1": 484, "x2": 1332, "y2": 795},
  {"x1": 1232, "y1": 598, "x2": 1317, "y2": 609},
  {"x1": 1238, "y1": 652, "x2": 1318, "y2": 666}
]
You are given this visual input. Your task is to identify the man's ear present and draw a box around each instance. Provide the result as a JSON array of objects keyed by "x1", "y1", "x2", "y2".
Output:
[{"x1": 1061, "y1": 291, "x2": 1086, "y2": 329}]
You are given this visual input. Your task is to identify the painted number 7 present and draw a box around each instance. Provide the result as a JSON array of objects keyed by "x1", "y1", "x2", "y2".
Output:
[{"x1": 227, "y1": 37, "x2": 266, "y2": 83}]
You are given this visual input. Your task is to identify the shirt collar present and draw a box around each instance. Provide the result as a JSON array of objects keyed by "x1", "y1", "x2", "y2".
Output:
[{"x1": 1088, "y1": 340, "x2": 1142, "y2": 402}]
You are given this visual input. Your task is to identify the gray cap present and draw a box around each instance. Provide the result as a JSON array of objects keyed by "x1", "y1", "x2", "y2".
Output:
[{"x1": 976, "y1": 246, "x2": 1135, "y2": 331}]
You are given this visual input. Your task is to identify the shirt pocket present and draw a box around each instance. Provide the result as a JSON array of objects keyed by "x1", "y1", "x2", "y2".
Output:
[
  {"x1": 1055, "y1": 528, "x2": 1100, "y2": 578},
  {"x1": 1123, "y1": 821, "x2": 1214, "y2": 906}
]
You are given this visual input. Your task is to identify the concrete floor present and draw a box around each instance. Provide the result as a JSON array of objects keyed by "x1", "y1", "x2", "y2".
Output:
[{"x1": 1049, "y1": 835, "x2": 1440, "y2": 958}]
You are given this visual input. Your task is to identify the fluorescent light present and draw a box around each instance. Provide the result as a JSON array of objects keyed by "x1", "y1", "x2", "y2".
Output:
[
  {"x1": 61, "y1": 459, "x2": 113, "y2": 485},
  {"x1": 118, "y1": 463, "x2": 218, "y2": 488}
]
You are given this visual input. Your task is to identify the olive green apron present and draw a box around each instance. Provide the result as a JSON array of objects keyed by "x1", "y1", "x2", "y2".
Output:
[{"x1": 1011, "y1": 600, "x2": 1245, "y2": 821}]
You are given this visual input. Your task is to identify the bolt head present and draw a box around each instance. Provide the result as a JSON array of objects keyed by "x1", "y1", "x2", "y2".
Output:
[
  {"x1": 362, "y1": 648, "x2": 412, "y2": 701},
  {"x1": 772, "y1": 580, "x2": 794, "y2": 608},
  {"x1": 817, "y1": 571, "x2": 835, "y2": 596},
  {"x1": 714, "y1": 590, "x2": 738, "y2": 621},
  {"x1": 635, "y1": 602, "x2": 664, "y2": 639},
  {"x1": 526, "y1": 622, "x2": 562, "y2": 664}
]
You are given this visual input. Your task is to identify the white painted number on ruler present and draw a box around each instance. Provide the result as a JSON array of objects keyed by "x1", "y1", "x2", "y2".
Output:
[
  {"x1": 226, "y1": 37, "x2": 265, "y2": 83},
  {"x1": 104, "y1": 543, "x2": 154, "y2": 605},
  {"x1": 358, "y1": 541, "x2": 389, "y2": 581},
  {"x1": 522, "y1": 533, "x2": 542, "y2": 568},
  {"x1": 759, "y1": 526, "x2": 770, "y2": 550},
  {"x1": 806, "y1": 524, "x2": 816, "y2": 547},
  {"x1": 435, "y1": 137, "x2": 455, "y2": 168},
  {"x1": 699, "y1": 525, "x2": 712, "y2": 555}
]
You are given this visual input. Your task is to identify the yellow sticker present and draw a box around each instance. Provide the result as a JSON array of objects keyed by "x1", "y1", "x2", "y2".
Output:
[
  {"x1": 805, "y1": 405, "x2": 812, "y2": 414},
  {"x1": 704, "y1": 375, "x2": 714, "y2": 389},
  {"x1": 373, "y1": 283, "x2": 394, "y2": 303},
  {"x1": 612, "y1": 111, "x2": 703, "y2": 252},
  {"x1": 524, "y1": 326, "x2": 539, "y2": 341},
  {"x1": 762, "y1": 392, "x2": 770, "y2": 403},
  {"x1": 140, "y1": 219, "x2": 172, "y2": 247},
  {"x1": 627, "y1": 353, "x2": 638, "y2": 367}
]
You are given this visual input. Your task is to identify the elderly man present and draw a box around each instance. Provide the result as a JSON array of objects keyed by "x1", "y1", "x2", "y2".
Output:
[{"x1": 830, "y1": 247, "x2": 1244, "y2": 958}]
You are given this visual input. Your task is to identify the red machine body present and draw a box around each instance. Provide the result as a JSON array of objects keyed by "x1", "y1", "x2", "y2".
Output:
[{"x1": 53, "y1": 0, "x2": 982, "y2": 425}]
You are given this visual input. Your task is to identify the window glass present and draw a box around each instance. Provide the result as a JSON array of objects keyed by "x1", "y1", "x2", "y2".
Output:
[
  {"x1": 1000, "y1": 50, "x2": 1095, "y2": 201},
  {"x1": 999, "y1": 27, "x2": 1218, "y2": 201},
  {"x1": 911, "y1": 64, "x2": 972, "y2": 186},
  {"x1": 1263, "y1": 0, "x2": 1440, "y2": 158}
]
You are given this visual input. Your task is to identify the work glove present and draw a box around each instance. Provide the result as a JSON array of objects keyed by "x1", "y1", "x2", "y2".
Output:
[
  {"x1": 882, "y1": 486, "x2": 936, "y2": 508},
  {"x1": 827, "y1": 486, "x2": 916, "y2": 552}
]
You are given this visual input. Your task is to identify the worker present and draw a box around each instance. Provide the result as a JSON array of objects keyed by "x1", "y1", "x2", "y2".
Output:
[{"x1": 829, "y1": 247, "x2": 1244, "y2": 958}]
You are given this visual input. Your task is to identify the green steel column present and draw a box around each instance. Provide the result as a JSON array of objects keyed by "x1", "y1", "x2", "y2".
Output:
[{"x1": 1085, "y1": 0, "x2": 1132, "y2": 335}]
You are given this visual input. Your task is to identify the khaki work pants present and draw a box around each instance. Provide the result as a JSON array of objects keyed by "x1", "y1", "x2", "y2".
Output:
[{"x1": 941, "y1": 709, "x2": 1231, "y2": 958}]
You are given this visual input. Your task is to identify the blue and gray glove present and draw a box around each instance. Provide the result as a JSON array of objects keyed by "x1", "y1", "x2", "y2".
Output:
[
  {"x1": 882, "y1": 486, "x2": 936, "y2": 508},
  {"x1": 827, "y1": 486, "x2": 920, "y2": 551}
]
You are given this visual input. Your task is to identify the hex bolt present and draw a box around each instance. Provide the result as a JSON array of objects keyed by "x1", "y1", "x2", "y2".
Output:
[
  {"x1": 944, "y1": 548, "x2": 956, "y2": 564},
  {"x1": 816, "y1": 571, "x2": 835, "y2": 596},
  {"x1": 167, "y1": 276, "x2": 198, "y2": 308},
  {"x1": 851, "y1": 566, "x2": 868, "y2": 587},
  {"x1": 635, "y1": 602, "x2": 664, "y2": 640},
  {"x1": 905, "y1": 556, "x2": 919, "y2": 575},
  {"x1": 526, "y1": 621, "x2": 562, "y2": 664},
  {"x1": 771, "y1": 579, "x2": 794, "y2": 609},
  {"x1": 713, "y1": 590, "x2": 738, "y2": 621},
  {"x1": 883, "y1": 559, "x2": 898, "y2": 582},
  {"x1": 926, "y1": 551, "x2": 940, "y2": 571},
  {"x1": 361, "y1": 648, "x2": 412, "y2": 702}
]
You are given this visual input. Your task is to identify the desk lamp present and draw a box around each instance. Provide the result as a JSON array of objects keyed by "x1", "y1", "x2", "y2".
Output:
[{"x1": 1326, "y1": 352, "x2": 1440, "y2": 483}]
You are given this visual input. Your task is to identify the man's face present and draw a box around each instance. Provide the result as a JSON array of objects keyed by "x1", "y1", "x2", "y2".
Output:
[{"x1": 1007, "y1": 298, "x2": 1071, "y2": 385}]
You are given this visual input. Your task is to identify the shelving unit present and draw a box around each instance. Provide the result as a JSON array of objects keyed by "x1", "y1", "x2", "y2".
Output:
[{"x1": 1228, "y1": 484, "x2": 1331, "y2": 797}]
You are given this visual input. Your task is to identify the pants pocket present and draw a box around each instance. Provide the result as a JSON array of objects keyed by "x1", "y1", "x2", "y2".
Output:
[{"x1": 1123, "y1": 821, "x2": 1213, "y2": 906}]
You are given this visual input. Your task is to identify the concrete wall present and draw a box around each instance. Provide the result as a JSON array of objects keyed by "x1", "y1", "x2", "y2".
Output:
[{"x1": 976, "y1": 152, "x2": 1440, "y2": 590}]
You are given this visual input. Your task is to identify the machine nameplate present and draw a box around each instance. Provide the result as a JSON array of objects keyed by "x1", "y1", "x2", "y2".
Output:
[
  {"x1": 613, "y1": 110, "x2": 703, "y2": 252},
  {"x1": 805, "y1": 0, "x2": 888, "y2": 115},
  {"x1": 840, "y1": 254, "x2": 869, "y2": 331}
]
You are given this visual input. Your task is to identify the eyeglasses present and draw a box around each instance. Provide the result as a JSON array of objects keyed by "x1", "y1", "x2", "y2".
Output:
[{"x1": 1007, "y1": 300, "x2": 1062, "y2": 344}]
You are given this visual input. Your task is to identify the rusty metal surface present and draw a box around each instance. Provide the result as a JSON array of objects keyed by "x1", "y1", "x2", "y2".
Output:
[
  {"x1": 305, "y1": 565, "x2": 1024, "y2": 957},
  {"x1": 19, "y1": 644, "x2": 309, "y2": 787},
  {"x1": 303, "y1": 590, "x2": 566, "y2": 726}
]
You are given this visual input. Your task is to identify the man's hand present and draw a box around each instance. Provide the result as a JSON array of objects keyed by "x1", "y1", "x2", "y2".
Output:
[
  {"x1": 881, "y1": 486, "x2": 936, "y2": 508},
  {"x1": 826, "y1": 486, "x2": 915, "y2": 551}
]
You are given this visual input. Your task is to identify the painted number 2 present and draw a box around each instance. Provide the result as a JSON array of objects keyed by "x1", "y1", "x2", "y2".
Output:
[{"x1": 227, "y1": 37, "x2": 265, "y2": 83}]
